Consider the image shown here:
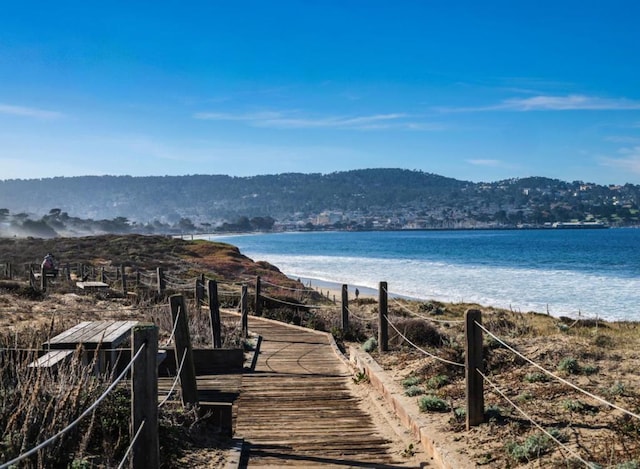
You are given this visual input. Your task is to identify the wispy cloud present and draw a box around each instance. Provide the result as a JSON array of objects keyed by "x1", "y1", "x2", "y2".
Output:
[
  {"x1": 0, "y1": 103, "x2": 64, "y2": 119},
  {"x1": 439, "y1": 95, "x2": 640, "y2": 113},
  {"x1": 194, "y1": 110, "x2": 444, "y2": 131},
  {"x1": 467, "y1": 159, "x2": 503, "y2": 167},
  {"x1": 600, "y1": 146, "x2": 640, "y2": 174}
]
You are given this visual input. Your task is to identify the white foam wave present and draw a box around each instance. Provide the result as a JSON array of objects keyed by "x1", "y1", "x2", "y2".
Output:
[{"x1": 244, "y1": 252, "x2": 640, "y2": 321}]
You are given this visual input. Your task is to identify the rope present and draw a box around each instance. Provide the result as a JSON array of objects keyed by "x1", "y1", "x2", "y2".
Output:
[
  {"x1": 158, "y1": 349, "x2": 188, "y2": 408},
  {"x1": 0, "y1": 343, "x2": 146, "y2": 468},
  {"x1": 116, "y1": 419, "x2": 145, "y2": 469},
  {"x1": 384, "y1": 314, "x2": 464, "y2": 368},
  {"x1": 383, "y1": 285, "x2": 464, "y2": 324},
  {"x1": 388, "y1": 294, "x2": 464, "y2": 324},
  {"x1": 164, "y1": 306, "x2": 181, "y2": 346},
  {"x1": 476, "y1": 321, "x2": 640, "y2": 421},
  {"x1": 260, "y1": 293, "x2": 328, "y2": 310},
  {"x1": 260, "y1": 279, "x2": 316, "y2": 293},
  {"x1": 477, "y1": 369, "x2": 595, "y2": 468},
  {"x1": 344, "y1": 305, "x2": 376, "y2": 322}
]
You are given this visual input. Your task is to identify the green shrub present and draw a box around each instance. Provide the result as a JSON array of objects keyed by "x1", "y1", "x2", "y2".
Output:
[
  {"x1": 418, "y1": 395, "x2": 449, "y2": 412},
  {"x1": 507, "y1": 429, "x2": 566, "y2": 462},
  {"x1": 558, "y1": 357, "x2": 581, "y2": 374},
  {"x1": 401, "y1": 376, "x2": 422, "y2": 388},
  {"x1": 362, "y1": 337, "x2": 378, "y2": 352},
  {"x1": 524, "y1": 371, "x2": 549, "y2": 383},
  {"x1": 426, "y1": 374, "x2": 449, "y2": 389},
  {"x1": 582, "y1": 364, "x2": 599, "y2": 375},
  {"x1": 404, "y1": 385, "x2": 425, "y2": 397}
]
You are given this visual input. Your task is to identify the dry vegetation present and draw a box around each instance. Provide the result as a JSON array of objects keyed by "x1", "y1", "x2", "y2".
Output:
[
  {"x1": 332, "y1": 298, "x2": 640, "y2": 468},
  {"x1": 2, "y1": 235, "x2": 639, "y2": 468},
  {"x1": 0, "y1": 234, "x2": 305, "y2": 468}
]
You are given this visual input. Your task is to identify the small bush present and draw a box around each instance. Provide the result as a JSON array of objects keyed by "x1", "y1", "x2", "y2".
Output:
[
  {"x1": 402, "y1": 376, "x2": 422, "y2": 388},
  {"x1": 362, "y1": 337, "x2": 378, "y2": 352},
  {"x1": 507, "y1": 429, "x2": 566, "y2": 462},
  {"x1": 426, "y1": 374, "x2": 449, "y2": 389},
  {"x1": 404, "y1": 385, "x2": 425, "y2": 397},
  {"x1": 418, "y1": 395, "x2": 449, "y2": 412},
  {"x1": 516, "y1": 391, "x2": 534, "y2": 403},
  {"x1": 523, "y1": 372, "x2": 549, "y2": 383},
  {"x1": 558, "y1": 357, "x2": 581, "y2": 374},
  {"x1": 582, "y1": 364, "x2": 599, "y2": 375}
]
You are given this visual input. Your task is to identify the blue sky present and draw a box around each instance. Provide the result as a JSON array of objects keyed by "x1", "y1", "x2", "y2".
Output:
[{"x1": 1, "y1": 1, "x2": 640, "y2": 184}]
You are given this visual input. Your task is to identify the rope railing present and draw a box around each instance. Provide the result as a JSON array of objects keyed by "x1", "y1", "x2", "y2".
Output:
[
  {"x1": 476, "y1": 320, "x2": 640, "y2": 421},
  {"x1": 260, "y1": 293, "x2": 329, "y2": 310},
  {"x1": 477, "y1": 369, "x2": 594, "y2": 468},
  {"x1": 117, "y1": 419, "x2": 146, "y2": 469},
  {"x1": 0, "y1": 343, "x2": 147, "y2": 469},
  {"x1": 344, "y1": 304, "x2": 376, "y2": 322},
  {"x1": 384, "y1": 313, "x2": 465, "y2": 368},
  {"x1": 260, "y1": 279, "x2": 316, "y2": 293},
  {"x1": 383, "y1": 286, "x2": 464, "y2": 324},
  {"x1": 158, "y1": 348, "x2": 188, "y2": 408}
]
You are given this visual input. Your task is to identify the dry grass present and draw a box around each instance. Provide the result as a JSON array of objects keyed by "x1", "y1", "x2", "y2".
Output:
[{"x1": 340, "y1": 297, "x2": 640, "y2": 468}]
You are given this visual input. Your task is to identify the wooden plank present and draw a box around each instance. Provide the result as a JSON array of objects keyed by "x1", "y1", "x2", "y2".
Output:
[
  {"x1": 28, "y1": 349, "x2": 74, "y2": 368},
  {"x1": 76, "y1": 281, "x2": 109, "y2": 290},
  {"x1": 45, "y1": 320, "x2": 139, "y2": 349}
]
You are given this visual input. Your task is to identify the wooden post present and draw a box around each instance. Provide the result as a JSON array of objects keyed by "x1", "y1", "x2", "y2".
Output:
[
  {"x1": 29, "y1": 268, "x2": 37, "y2": 289},
  {"x1": 156, "y1": 267, "x2": 165, "y2": 295},
  {"x1": 65, "y1": 263, "x2": 71, "y2": 281},
  {"x1": 341, "y1": 284, "x2": 349, "y2": 331},
  {"x1": 241, "y1": 284, "x2": 248, "y2": 338},
  {"x1": 254, "y1": 276, "x2": 262, "y2": 317},
  {"x1": 40, "y1": 268, "x2": 47, "y2": 292},
  {"x1": 78, "y1": 263, "x2": 84, "y2": 280},
  {"x1": 100, "y1": 267, "x2": 106, "y2": 283},
  {"x1": 132, "y1": 324, "x2": 159, "y2": 469},
  {"x1": 378, "y1": 281, "x2": 389, "y2": 352},
  {"x1": 121, "y1": 265, "x2": 127, "y2": 295},
  {"x1": 136, "y1": 270, "x2": 141, "y2": 287},
  {"x1": 169, "y1": 294, "x2": 198, "y2": 406},
  {"x1": 6, "y1": 262, "x2": 12, "y2": 279},
  {"x1": 208, "y1": 280, "x2": 222, "y2": 348},
  {"x1": 465, "y1": 308, "x2": 484, "y2": 429},
  {"x1": 195, "y1": 277, "x2": 204, "y2": 307}
]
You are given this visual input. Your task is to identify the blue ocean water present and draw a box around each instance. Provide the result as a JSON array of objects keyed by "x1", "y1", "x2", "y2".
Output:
[{"x1": 206, "y1": 229, "x2": 640, "y2": 321}]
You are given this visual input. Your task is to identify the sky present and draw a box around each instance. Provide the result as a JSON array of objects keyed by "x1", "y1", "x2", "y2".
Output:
[{"x1": 1, "y1": 1, "x2": 640, "y2": 185}]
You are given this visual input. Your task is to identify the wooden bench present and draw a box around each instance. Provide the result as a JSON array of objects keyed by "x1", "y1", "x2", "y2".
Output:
[
  {"x1": 28, "y1": 349, "x2": 74, "y2": 371},
  {"x1": 76, "y1": 281, "x2": 109, "y2": 290}
]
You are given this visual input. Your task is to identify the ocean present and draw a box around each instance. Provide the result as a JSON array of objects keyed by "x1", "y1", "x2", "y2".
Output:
[{"x1": 205, "y1": 229, "x2": 640, "y2": 322}]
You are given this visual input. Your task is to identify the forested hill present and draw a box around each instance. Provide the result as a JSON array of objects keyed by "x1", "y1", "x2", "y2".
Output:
[
  {"x1": 0, "y1": 169, "x2": 468, "y2": 222},
  {"x1": 1, "y1": 168, "x2": 639, "y2": 232}
]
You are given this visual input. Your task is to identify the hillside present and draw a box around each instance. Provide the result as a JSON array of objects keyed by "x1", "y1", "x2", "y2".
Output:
[{"x1": 1, "y1": 169, "x2": 639, "y2": 234}]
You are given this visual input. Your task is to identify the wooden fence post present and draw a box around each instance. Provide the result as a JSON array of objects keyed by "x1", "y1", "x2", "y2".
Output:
[
  {"x1": 121, "y1": 265, "x2": 127, "y2": 295},
  {"x1": 40, "y1": 268, "x2": 47, "y2": 292},
  {"x1": 169, "y1": 294, "x2": 198, "y2": 406},
  {"x1": 341, "y1": 284, "x2": 349, "y2": 331},
  {"x1": 132, "y1": 324, "x2": 159, "y2": 469},
  {"x1": 208, "y1": 280, "x2": 222, "y2": 348},
  {"x1": 195, "y1": 276, "x2": 205, "y2": 307},
  {"x1": 241, "y1": 284, "x2": 248, "y2": 338},
  {"x1": 378, "y1": 281, "x2": 389, "y2": 352},
  {"x1": 465, "y1": 308, "x2": 484, "y2": 429},
  {"x1": 156, "y1": 267, "x2": 165, "y2": 295},
  {"x1": 254, "y1": 276, "x2": 262, "y2": 317},
  {"x1": 100, "y1": 267, "x2": 106, "y2": 283}
]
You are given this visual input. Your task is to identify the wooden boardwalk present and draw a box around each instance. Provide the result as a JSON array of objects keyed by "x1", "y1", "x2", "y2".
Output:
[{"x1": 235, "y1": 315, "x2": 422, "y2": 468}]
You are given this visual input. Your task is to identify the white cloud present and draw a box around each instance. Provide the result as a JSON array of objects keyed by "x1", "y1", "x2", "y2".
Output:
[
  {"x1": 194, "y1": 110, "x2": 442, "y2": 131},
  {"x1": 467, "y1": 159, "x2": 502, "y2": 167},
  {"x1": 439, "y1": 95, "x2": 640, "y2": 113},
  {"x1": 600, "y1": 146, "x2": 640, "y2": 174},
  {"x1": 0, "y1": 103, "x2": 64, "y2": 119}
]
